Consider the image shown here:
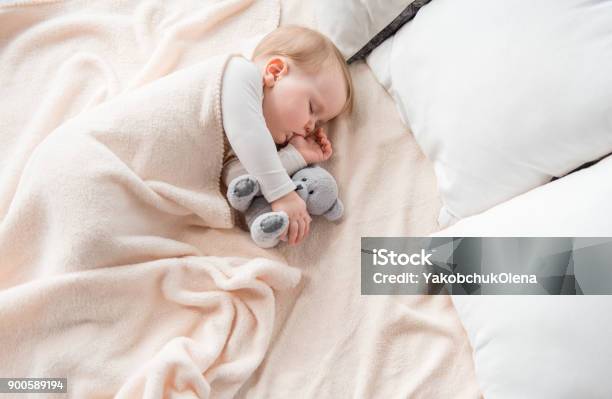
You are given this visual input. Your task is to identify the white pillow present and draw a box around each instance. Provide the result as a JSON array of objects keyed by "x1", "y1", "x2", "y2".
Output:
[
  {"x1": 387, "y1": 0, "x2": 612, "y2": 226},
  {"x1": 315, "y1": 0, "x2": 417, "y2": 59},
  {"x1": 430, "y1": 157, "x2": 612, "y2": 398},
  {"x1": 450, "y1": 296, "x2": 612, "y2": 399},
  {"x1": 432, "y1": 155, "x2": 612, "y2": 237},
  {"x1": 366, "y1": 34, "x2": 394, "y2": 93}
]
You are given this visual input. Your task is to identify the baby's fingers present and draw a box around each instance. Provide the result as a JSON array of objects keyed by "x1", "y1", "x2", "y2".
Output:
[
  {"x1": 288, "y1": 220, "x2": 299, "y2": 245},
  {"x1": 296, "y1": 218, "x2": 307, "y2": 245},
  {"x1": 321, "y1": 140, "x2": 333, "y2": 159},
  {"x1": 304, "y1": 215, "x2": 311, "y2": 239},
  {"x1": 314, "y1": 127, "x2": 327, "y2": 141}
]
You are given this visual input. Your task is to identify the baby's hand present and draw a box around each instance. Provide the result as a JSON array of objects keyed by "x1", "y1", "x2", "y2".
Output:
[
  {"x1": 290, "y1": 127, "x2": 333, "y2": 164},
  {"x1": 271, "y1": 191, "x2": 311, "y2": 245}
]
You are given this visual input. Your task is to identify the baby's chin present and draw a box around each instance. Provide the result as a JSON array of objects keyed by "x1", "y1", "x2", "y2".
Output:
[
  {"x1": 271, "y1": 131, "x2": 290, "y2": 146},
  {"x1": 275, "y1": 140, "x2": 291, "y2": 148}
]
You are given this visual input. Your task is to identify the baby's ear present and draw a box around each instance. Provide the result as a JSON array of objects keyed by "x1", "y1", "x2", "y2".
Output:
[{"x1": 263, "y1": 57, "x2": 288, "y2": 87}]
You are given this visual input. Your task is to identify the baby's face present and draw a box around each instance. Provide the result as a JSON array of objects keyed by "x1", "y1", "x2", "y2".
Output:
[{"x1": 259, "y1": 57, "x2": 347, "y2": 145}]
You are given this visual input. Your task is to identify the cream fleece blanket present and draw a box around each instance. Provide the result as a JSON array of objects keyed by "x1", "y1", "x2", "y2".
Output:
[
  {"x1": 0, "y1": 0, "x2": 482, "y2": 398},
  {"x1": 0, "y1": 1, "x2": 301, "y2": 398}
]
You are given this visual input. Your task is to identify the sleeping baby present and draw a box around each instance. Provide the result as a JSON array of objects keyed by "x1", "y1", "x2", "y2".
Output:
[{"x1": 220, "y1": 25, "x2": 354, "y2": 246}]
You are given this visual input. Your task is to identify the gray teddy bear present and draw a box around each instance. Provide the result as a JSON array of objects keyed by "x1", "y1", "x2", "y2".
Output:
[{"x1": 227, "y1": 166, "x2": 344, "y2": 248}]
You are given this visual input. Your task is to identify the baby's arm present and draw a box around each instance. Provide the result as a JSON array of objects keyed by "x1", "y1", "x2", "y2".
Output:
[
  {"x1": 222, "y1": 57, "x2": 310, "y2": 245},
  {"x1": 222, "y1": 144, "x2": 306, "y2": 189},
  {"x1": 222, "y1": 57, "x2": 296, "y2": 202}
]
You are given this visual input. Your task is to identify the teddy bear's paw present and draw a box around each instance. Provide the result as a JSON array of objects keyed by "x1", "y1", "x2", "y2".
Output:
[
  {"x1": 227, "y1": 175, "x2": 260, "y2": 212},
  {"x1": 250, "y1": 211, "x2": 289, "y2": 249}
]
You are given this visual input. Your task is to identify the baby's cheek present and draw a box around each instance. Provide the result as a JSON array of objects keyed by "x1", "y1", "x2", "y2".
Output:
[
  {"x1": 288, "y1": 104, "x2": 304, "y2": 123},
  {"x1": 293, "y1": 96, "x2": 310, "y2": 123},
  {"x1": 276, "y1": 85, "x2": 307, "y2": 126}
]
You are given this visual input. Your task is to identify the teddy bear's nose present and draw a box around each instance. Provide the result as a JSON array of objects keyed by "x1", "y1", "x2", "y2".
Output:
[{"x1": 295, "y1": 184, "x2": 303, "y2": 190}]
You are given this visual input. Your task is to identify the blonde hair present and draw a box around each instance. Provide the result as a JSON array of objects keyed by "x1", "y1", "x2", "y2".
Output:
[{"x1": 252, "y1": 25, "x2": 354, "y2": 115}]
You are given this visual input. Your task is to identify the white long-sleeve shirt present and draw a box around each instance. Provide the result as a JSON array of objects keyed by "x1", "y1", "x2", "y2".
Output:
[{"x1": 221, "y1": 57, "x2": 306, "y2": 202}]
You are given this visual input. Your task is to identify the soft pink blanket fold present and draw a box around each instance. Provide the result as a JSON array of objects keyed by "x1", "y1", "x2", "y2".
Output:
[
  {"x1": 0, "y1": 1, "x2": 299, "y2": 398},
  {"x1": 0, "y1": 256, "x2": 299, "y2": 398},
  {"x1": 1, "y1": 57, "x2": 235, "y2": 283}
]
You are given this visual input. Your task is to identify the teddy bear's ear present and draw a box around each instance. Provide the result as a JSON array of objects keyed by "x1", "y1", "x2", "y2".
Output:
[{"x1": 323, "y1": 198, "x2": 344, "y2": 221}]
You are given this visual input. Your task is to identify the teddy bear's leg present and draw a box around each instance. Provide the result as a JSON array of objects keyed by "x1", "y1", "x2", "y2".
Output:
[
  {"x1": 227, "y1": 174, "x2": 260, "y2": 212},
  {"x1": 245, "y1": 197, "x2": 288, "y2": 248},
  {"x1": 250, "y1": 212, "x2": 289, "y2": 248}
]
